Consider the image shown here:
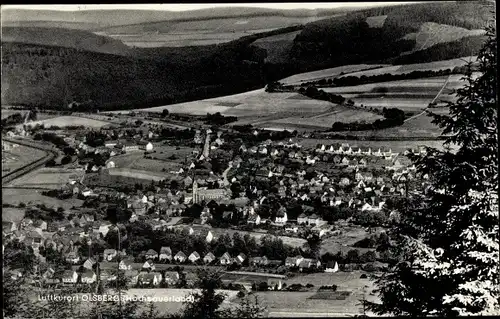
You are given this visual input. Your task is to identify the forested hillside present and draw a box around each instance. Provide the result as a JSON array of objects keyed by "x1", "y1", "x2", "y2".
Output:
[
  {"x1": 1, "y1": 1, "x2": 493, "y2": 111},
  {"x1": 289, "y1": 1, "x2": 491, "y2": 65},
  {"x1": 1, "y1": 27, "x2": 131, "y2": 56}
]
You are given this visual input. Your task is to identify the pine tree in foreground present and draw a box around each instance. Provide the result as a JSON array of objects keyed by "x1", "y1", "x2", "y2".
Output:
[{"x1": 368, "y1": 21, "x2": 498, "y2": 316}]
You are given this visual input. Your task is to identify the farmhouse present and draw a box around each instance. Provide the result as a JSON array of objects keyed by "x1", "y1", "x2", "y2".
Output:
[
  {"x1": 203, "y1": 252, "x2": 216, "y2": 264},
  {"x1": 138, "y1": 141, "x2": 154, "y2": 152}
]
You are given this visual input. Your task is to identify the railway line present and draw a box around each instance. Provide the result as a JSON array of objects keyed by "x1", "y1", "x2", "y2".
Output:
[{"x1": 2, "y1": 137, "x2": 59, "y2": 186}]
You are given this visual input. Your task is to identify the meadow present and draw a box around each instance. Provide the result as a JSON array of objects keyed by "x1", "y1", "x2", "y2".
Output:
[
  {"x1": 403, "y1": 22, "x2": 486, "y2": 51},
  {"x1": 7, "y1": 167, "x2": 84, "y2": 189},
  {"x1": 129, "y1": 89, "x2": 334, "y2": 121},
  {"x1": 2, "y1": 143, "x2": 47, "y2": 176},
  {"x1": 25, "y1": 115, "x2": 111, "y2": 128},
  {"x1": 279, "y1": 64, "x2": 388, "y2": 85},
  {"x1": 102, "y1": 15, "x2": 328, "y2": 47},
  {"x1": 338, "y1": 56, "x2": 476, "y2": 78},
  {"x1": 107, "y1": 168, "x2": 171, "y2": 182},
  {"x1": 1, "y1": 188, "x2": 83, "y2": 210},
  {"x1": 258, "y1": 271, "x2": 379, "y2": 317},
  {"x1": 260, "y1": 108, "x2": 384, "y2": 130}
]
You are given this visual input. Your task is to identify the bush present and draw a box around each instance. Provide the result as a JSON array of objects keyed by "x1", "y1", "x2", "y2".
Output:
[
  {"x1": 237, "y1": 291, "x2": 245, "y2": 298},
  {"x1": 360, "y1": 274, "x2": 368, "y2": 279},
  {"x1": 306, "y1": 283, "x2": 314, "y2": 288}
]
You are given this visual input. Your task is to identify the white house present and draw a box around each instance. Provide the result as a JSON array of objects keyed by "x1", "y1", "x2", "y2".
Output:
[
  {"x1": 188, "y1": 251, "x2": 201, "y2": 263},
  {"x1": 275, "y1": 208, "x2": 288, "y2": 225},
  {"x1": 325, "y1": 261, "x2": 339, "y2": 273}
]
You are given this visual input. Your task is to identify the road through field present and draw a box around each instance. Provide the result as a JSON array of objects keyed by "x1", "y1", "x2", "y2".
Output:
[
  {"x1": 403, "y1": 74, "x2": 452, "y2": 123},
  {"x1": 2, "y1": 137, "x2": 58, "y2": 186}
]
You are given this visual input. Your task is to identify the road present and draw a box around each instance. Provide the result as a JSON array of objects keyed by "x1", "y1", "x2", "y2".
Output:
[
  {"x1": 2, "y1": 137, "x2": 59, "y2": 186},
  {"x1": 403, "y1": 74, "x2": 452, "y2": 123}
]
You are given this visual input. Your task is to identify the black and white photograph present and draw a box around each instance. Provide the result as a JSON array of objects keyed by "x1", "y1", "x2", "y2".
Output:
[{"x1": 1, "y1": 2, "x2": 498, "y2": 318}]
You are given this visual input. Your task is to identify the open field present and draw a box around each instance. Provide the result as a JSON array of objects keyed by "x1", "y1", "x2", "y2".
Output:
[
  {"x1": 280, "y1": 64, "x2": 388, "y2": 85},
  {"x1": 320, "y1": 226, "x2": 374, "y2": 255},
  {"x1": 403, "y1": 22, "x2": 486, "y2": 51},
  {"x1": 338, "y1": 56, "x2": 476, "y2": 78},
  {"x1": 7, "y1": 167, "x2": 84, "y2": 189},
  {"x1": 110, "y1": 145, "x2": 193, "y2": 173},
  {"x1": 2, "y1": 143, "x2": 47, "y2": 176},
  {"x1": 24, "y1": 115, "x2": 112, "y2": 128},
  {"x1": 108, "y1": 168, "x2": 171, "y2": 181},
  {"x1": 100, "y1": 15, "x2": 328, "y2": 47},
  {"x1": 123, "y1": 89, "x2": 334, "y2": 119},
  {"x1": 258, "y1": 271, "x2": 379, "y2": 317},
  {"x1": 2, "y1": 207, "x2": 26, "y2": 223},
  {"x1": 259, "y1": 108, "x2": 384, "y2": 130},
  {"x1": 365, "y1": 15, "x2": 387, "y2": 28},
  {"x1": 1, "y1": 188, "x2": 83, "y2": 210}
]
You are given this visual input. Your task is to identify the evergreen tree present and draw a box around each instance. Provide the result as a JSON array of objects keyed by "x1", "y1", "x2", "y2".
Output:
[
  {"x1": 368, "y1": 22, "x2": 498, "y2": 316},
  {"x1": 181, "y1": 268, "x2": 227, "y2": 319}
]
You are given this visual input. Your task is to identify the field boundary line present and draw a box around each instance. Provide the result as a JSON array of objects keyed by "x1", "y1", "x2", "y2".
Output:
[{"x1": 403, "y1": 74, "x2": 451, "y2": 123}]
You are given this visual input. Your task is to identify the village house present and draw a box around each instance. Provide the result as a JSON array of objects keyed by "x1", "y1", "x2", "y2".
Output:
[
  {"x1": 65, "y1": 251, "x2": 81, "y2": 264},
  {"x1": 285, "y1": 255, "x2": 304, "y2": 268},
  {"x1": 174, "y1": 251, "x2": 187, "y2": 263},
  {"x1": 163, "y1": 271, "x2": 180, "y2": 285},
  {"x1": 103, "y1": 249, "x2": 118, "y2": 261},
  {"x1": 119, "y1": 258, "x2": 134, "y2": 270},
  {"x1": 145, "y1": 249, "x2": 158, "y2": 260},
  {"x1": 159, "y1": 247, "x2": 172, "y2": 262},
  {"x1": 142, "y1": 259, "x2": 155, "y2": 271},
  {"x1": 188, "y1": 251, "x2": 201, "y2": 263},
  {"x1": 83, "y1": 257, "x2": 97, "y2": 270},
  {"x1": 220, "y1": 252, "x2": 232, "y2": 265},
  {"x1": 138, "y1": 272, "x2": 162, "y2": 286},
  {"x1": 61, "y1": 270, "x2": 79, "y2": 284},
  {"x1": 81, "y1": 270, "x2": 97, "y2": 284},
  {"x1": 203, "y1": 252, "x2": 216, "y2": 264},
  {"x1": 247, "y1": 214, "x2": 261, "y2": 225},
  {"x1": 325, "y1": 261, "x2": 339, "y2": 273},
  {"x1": 275, "y1": 207, "x2": 288, "y2": 225}
]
